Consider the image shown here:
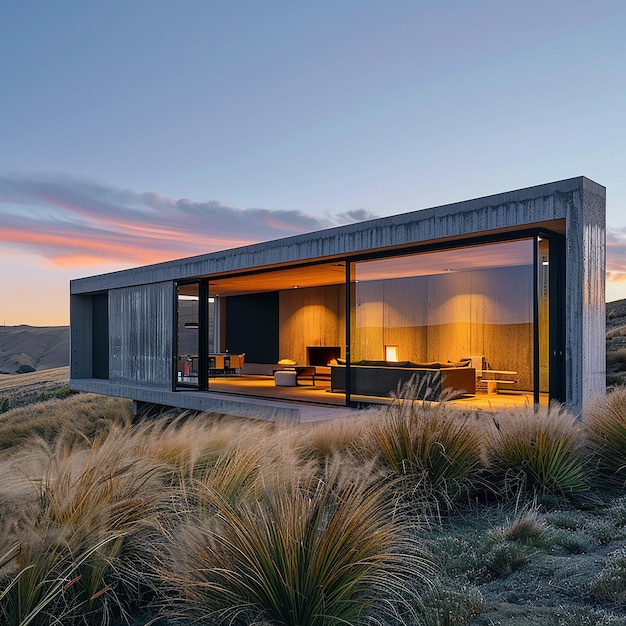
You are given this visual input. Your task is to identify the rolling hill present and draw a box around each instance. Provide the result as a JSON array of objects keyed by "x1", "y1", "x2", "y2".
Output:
[{"x1": 0, "y1": 325, "x2": 69, "y2": 374}]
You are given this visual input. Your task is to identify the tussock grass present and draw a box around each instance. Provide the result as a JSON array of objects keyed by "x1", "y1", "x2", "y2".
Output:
[
  {"x1": 490, "y1": 509, "x2": 548, "y2": 547},
  {"x1": 288, "y1": 413, "x2": 375, "y2": 462},
  {"x1": 3, "y1": 387, "x2": 626, "y2": 623},
  {"x1": 366, "y1": 380, "x2": 483, "y2": 509},
  {"x1": 584, "y1": 387, "x2": 626, "y2": 487},
  {"x1": 165, "y1": 457, "x2": 432, "y2": 626},
  {"x1": 121, "y1": 412, "x2": 266, "y2": 483},
  {"x1": 0, "y1": 533, "x2": 125, "y2": 626},
  {"x1": 606, "y1": 325, "x2": 626, "y2": 340},
  {"x1": 592, "y1": 545, "x2": 626, "y2": 607},
  {"x1": 482, "y1": 541, "x2": 534, "y2": 578},
  {"x1": 0, "y1": 425, "x2": 171, "y2": 625},
  {"x1": 483, "y1": 402, "x2": 589, "y2": 498}
]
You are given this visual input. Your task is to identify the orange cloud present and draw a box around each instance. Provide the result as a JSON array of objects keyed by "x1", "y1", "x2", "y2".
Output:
[
  {"x1": 607, "y1": 231, "x2": 626, "y2": 281},
  {"x1": 0, "y1": 173, "x2": 360, "y2": 269}
]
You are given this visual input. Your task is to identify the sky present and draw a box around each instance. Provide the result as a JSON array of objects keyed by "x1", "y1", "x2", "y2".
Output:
[{"x1": 2, "y1": 0, "x2": 626, "y2": 326}]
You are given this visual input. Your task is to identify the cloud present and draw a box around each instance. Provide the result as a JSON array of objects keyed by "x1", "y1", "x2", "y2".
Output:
[
  {"x1": 5, "y1": 172, "x2": 623, "y2": 282},
  {"x1": 334, "y1": 208, "x2": 379, "y2": 224},
  {"x1": 0, "y1": 173, "x2": 373, "y2": 267},
  {"x1": 607, "y1": 227, "x2": 626, "y2": 283}
]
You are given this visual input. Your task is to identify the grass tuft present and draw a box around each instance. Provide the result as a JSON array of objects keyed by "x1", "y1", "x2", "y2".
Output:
[
  {"x1": 367, "y1": 378, "x2": 484, "y2": 509},
  {"x1": 592, "y1": 546, "x2": 626, "y2": 606},
  {"x1": 165, "y1": 457, "x2": 434, "y2": 625},
  {"x1": 492, "y1": 509, "x2": 548, "y2": 547},
  {"x1": 483, "y1": 402, "x2": 589, "y2": 498},
  {"x1": 583, "y1": 387, "x2": 626, "y2": 487},
  {"x1": 482, "y1": 541, "x2": 534, "y2": 579}
]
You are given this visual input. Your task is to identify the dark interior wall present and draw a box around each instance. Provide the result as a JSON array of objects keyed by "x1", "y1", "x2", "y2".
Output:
[
  {"x1": 225, "y1": 292, "x2": 279, "y2": 363},
  {"x1": 92, "y1": 293, "x2": 109, "y2": 379}
]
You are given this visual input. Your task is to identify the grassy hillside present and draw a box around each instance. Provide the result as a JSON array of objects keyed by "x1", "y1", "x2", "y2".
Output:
[
  {"x1": 607, "y1": 299, "x2": 626, "y2": 387},
  {"x1": 0, "y1": 325, "x2": 68, "y2": 373}
]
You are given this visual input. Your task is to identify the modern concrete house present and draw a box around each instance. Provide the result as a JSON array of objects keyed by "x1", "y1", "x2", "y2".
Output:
[{"x1": 70, "y1": 176, "x2": 606, "y2": 420}]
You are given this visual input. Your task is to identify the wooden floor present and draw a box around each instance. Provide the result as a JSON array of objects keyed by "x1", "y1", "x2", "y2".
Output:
[{"x1": 196, "y1": 374, "x2": 546, "y2": 412}]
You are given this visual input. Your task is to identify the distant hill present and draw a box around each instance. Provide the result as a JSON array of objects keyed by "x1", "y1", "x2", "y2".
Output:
[
  {"x1": 0, "y1": 325, "x2": 69, "y2": 374},
  {"x1": 1, "y1": 299, "x2": 625, "y2": 375},
  {"x1": 607, "y1": 297, "x2": 626, "y2": 332}
]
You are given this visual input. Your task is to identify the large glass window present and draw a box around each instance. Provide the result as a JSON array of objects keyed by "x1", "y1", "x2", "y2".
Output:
[
  {"x1": 537, "y1": 237, "x2": 550, "y2": 399},
  {"x1": 351, "y1": 239, "x2": 537, "y2": 398}
]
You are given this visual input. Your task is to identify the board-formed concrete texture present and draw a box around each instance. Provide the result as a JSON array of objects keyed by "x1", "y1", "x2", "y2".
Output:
[{"x1": 70, "y1": 176, "x2": 605, "y2": 418}]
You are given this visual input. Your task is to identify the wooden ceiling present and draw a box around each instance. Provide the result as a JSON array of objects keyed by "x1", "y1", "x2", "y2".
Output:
[
  {"x1": 208, "y1": 262, "x2": 347, "y2": 297},
  {"x1": 179, "y1": 238, "x2": 539, "y2": 298}
]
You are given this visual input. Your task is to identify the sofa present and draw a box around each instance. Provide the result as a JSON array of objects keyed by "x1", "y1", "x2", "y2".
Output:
[{"x1": 329, "y1": 360, "x2": 476, "y2": 401}]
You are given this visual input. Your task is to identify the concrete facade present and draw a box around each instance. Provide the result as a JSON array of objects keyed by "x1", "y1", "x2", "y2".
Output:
[{"x1": 70, "y1": 176, "x2": 606, "y2": 418}]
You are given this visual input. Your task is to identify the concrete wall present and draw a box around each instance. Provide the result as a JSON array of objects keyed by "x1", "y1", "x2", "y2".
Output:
[
  {"x1": 109, "y1": 282, "x2": 173, "y2": 387},
  {"x1": 566, "y1": 184, "x2": 606, "y2": 410},
  {"x1": 70, "y1": 294, "x2": 93, "y2": 379}
]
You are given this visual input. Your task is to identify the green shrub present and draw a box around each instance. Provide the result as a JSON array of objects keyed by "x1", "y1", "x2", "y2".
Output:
[
  {"x1": 584, "y1": 387, "x2": 626, "y2": 487},
  {"x1": 484, "y1": 403, "x2": 589, "y2": 498},
  {"x1": 551, "y1": 530, "x2": 590, "y2": 554},
  {"x1": 418, "y1": 585, "x2": 486, "y2": 625}
]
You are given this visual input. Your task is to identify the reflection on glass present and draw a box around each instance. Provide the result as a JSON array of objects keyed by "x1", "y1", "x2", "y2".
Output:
[
  {"x1": 352, "y1": 239, "x2": 535, "y2": 395},
  {"x1": 177, "y1": 286, "x2": 199, "y2": 386},
  {"x1": 538, "y1": 237, "x2": 550, "y2": 394}
]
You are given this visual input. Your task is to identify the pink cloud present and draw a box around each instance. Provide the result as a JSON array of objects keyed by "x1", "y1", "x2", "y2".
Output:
[
  {"x1": 0, "y1": 173, "x2": 371, "y2": 268},
  {"x1": 607, "y1": 229, "x2": 626, "y2": 281}
]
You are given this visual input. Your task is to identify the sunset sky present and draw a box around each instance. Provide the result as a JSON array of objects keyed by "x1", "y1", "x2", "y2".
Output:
[{"x1": 2, "y1": 1, "x2": 626, "y2": 327}]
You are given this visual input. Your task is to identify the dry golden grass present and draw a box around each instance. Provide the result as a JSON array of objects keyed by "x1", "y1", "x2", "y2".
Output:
[
  {"x1": 584, "y1": 386, "x2": 626, "y2": 487},
  {"x1": 0, "y1": 421, "x2": 171, "y2": 624},
  {"x1": 0, "y1": 393, "x2": 133, "y2": 450},
  {"x1": 0, "y1": 367, "x2": 69, "y2": 391},
  {"x1": 1, "y1": 387, "x2": 626, "y2": 624},
  {"x1": 482, "y1": 402, "x2": 589, "y2": 498},
  {"x1": 165, "y1": 455, "x2": 431, "y2": 626}
]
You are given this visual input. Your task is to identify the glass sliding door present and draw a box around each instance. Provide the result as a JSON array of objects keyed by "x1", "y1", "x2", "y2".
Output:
[
  {"x1": 176, "y1": 282, "x2": 201, "y2": 388},
  {"x1": 536, "y1": 236, "x2": 550, "y2": 404},
  {"x1": 176, "y1": 280, "x2": 221, "y2": 390},
  {"x1": 351, "y1": 239, "x2": 537, "y2": 401}
]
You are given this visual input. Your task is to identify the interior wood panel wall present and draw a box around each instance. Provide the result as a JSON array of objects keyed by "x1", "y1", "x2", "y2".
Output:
[
  {"x1": 353, "y1": 281, "x2": 384, "y2": 361},
  {"x1": 351, "y1": 265, "x2": 534, "y2": 389},
  {"x1": 279, "y1": 285, "x2": 345, "y2": 364}
]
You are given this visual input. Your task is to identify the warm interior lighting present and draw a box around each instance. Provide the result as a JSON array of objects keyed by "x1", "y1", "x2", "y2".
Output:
[
  {"x1": 184, "y1": 322, "x2": 199, "y2": 329},
  {"x1": 385, "y1": 345, "x2": 399, "y2": 361}
]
